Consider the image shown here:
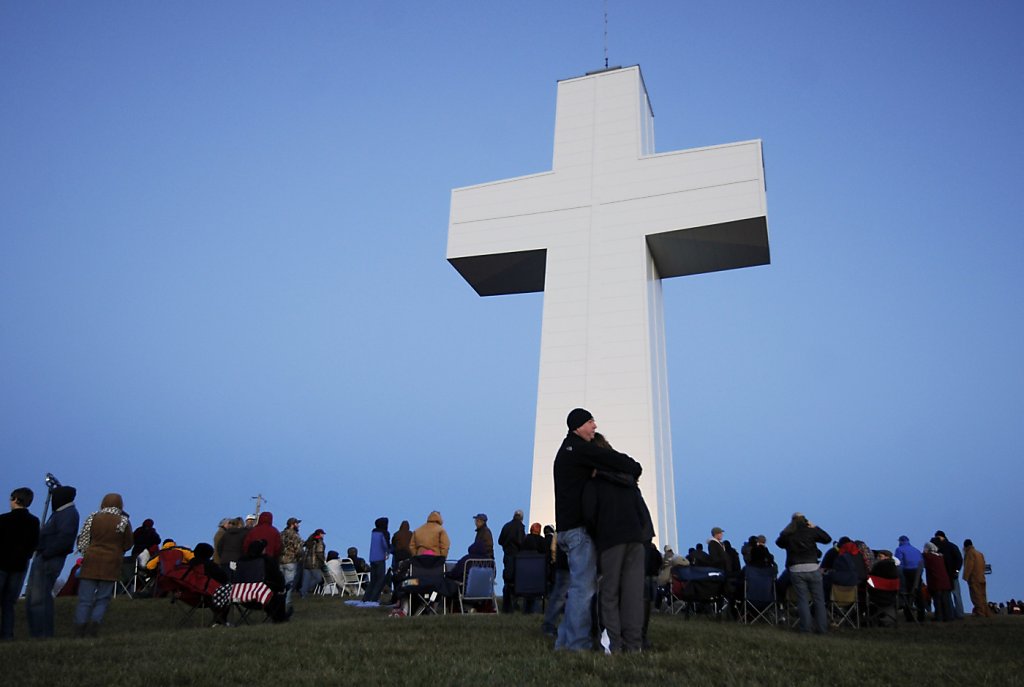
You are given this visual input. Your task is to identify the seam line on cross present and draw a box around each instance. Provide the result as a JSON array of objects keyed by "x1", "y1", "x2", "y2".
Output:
[{"x1": 449, "y1": 179, "x2": 760, "y2": 227}]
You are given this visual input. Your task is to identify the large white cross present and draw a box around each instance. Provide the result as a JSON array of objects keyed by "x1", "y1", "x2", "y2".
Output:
[{"x1": 447, "y1": 66, "x2": 769, "y2": 548}]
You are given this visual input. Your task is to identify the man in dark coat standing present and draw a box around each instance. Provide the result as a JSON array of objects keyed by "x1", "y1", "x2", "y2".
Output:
[
  {"x1": 26, "y1": 485, "x2": 79, "y2": 638},
  {"x1": 0, "y1": 487, "x2": 41, "y2": 640},
  {"x1": 497, "y1": 509, "x2": 525, "y2": 612},
  {"x1": 553, "y1": 408, "x2": 642, "y2": 652},
  {"x1": 933, "y1": 530, "x2": 964, "y2": 619}
]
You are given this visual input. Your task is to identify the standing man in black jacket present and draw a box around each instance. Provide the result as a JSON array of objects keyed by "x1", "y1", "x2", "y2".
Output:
[
  {"x1": 497, "y1": 509, "x2": 525, "y2": 613},
  {"x1": 553, "y1": 408, "x2": 642, "y2": 652},
  {"x1": 776, "y1": 512, "x2": 831, "y2": 634},
  {"x1": 0, "y1": 487, "x2": 40, "y2": 640},
  {"x1": 933, "y1": 530, "x2": 964, "y2": 619}
]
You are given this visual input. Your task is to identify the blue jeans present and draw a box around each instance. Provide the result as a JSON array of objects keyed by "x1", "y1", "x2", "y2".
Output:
[
  {"x1": 26, "y1": 554, "x2": 66, "y2": 638},
  {"x1": 790, "y1": 568, "x2": 827, "y2": 633},
  {"x1": 950, "y1": 576, "x2": 964, "y2": 619},
  {"x1": 555, "y1": 527, "x2": 596, "y2": 651},
  {"x1": 281, "y1": 562, "x2": 299, "y2": 610},
  {"x1": 363, "y1": 560, "x2": 387, "y2": 602},
  {"x1": 75, "y1": 578, "x2": 115, "y2": 626},
  {"x1": 542, "y1": 567, "x2": 570, "y2": 634},
  {"x1": 0, "y1": 569, "x2": 27, "y2": 639},
  {"x1": 300, "y1": 568, "x2": 323, "y2": 597}
]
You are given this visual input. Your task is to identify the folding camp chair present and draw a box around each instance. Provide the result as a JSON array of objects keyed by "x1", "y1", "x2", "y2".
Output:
[
  {"x1": 225, "y1": 558, "x2": 273, "y2": 625},
  {"x1": 672, "y1": 566, "x2": 728, "y2": 620},
  {"x1": 339, "y1": 558, "x2": 370, "y2": 597},
  {"x1": 400, "y1": 555, "x2": 450, "y2": 616},
  {"x1": 742, "y1": 566, "x2": 779, "y2": 625},
  {"x1": 322, "y1": 559, "x2": 343, "y2": 597},
  {"x1": 830, "y1": 584, "x2": 860, "y2": 629},
  {"x1": 867, "y1": 574, "x2": 900, "y2": 627},
  {"x1": 898, "y1": 565, "x2": 924, "y2": 623},
  {"x1": 513, "y1": 552, "x2": 548, "y2": 614},
  {"x1": 114, "y1": 557, "x2": 135, "y2": 599},
  {"x1": 455, "y1": 558, "x2": 498, "y2": 614}
]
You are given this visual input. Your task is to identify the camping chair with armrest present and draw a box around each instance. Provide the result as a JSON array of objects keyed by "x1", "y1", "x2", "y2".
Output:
[
  {"x1": 455, "y1": 558, "x2": 498, "y2": 614},
  {"x1": 742, "y1": 565, "x2": 779, "y2": 625},
  {"x1": 512, "y1": 551, "x2": 548, "y2": 614},
  {"x1": 400, "y1": 555, "x2": 451, "y2": 616},
  {"x1": 830, "y1": 584, "x2": 860, "y2": 629}
]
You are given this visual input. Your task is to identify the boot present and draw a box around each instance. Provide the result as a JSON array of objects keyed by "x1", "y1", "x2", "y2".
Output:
[
  {"x1": 74, "y1": 623, "x2": 87, "y2": 638},
  {"x1": 86, "y1": 622, "x2": 99, "y2": 638}
]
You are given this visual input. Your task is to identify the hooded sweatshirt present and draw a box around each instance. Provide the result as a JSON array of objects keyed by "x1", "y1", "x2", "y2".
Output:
[
  {"x1": 369, "y1": 517, "x2": 391, "y2": 563},
  {"x1": 37, "y1": 486, "x2": 80, "y2": 560},
  {"x1": 410, "y1": 511, "x2": 450, "y2": 558},
  {"x1": 392, "y1": 521, "x2": 413, "y2": 557},
  {"x1": 243, "y1": 512, "x2": 282, "y2": 560}
]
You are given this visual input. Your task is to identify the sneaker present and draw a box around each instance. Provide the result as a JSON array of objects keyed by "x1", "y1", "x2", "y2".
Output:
[{"x1": 360, "y1": 601, "x2": 379, "y2": 608}]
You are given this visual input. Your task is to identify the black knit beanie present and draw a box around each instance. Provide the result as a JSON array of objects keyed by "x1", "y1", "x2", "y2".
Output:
[{"x1": 566, "y1": 408, "x2": 593, "y2": 431}]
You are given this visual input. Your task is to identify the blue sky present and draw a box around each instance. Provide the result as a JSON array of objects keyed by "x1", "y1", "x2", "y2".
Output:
[{"x1": 3, "y1": 2, "x2": 1022, "y2": 604}]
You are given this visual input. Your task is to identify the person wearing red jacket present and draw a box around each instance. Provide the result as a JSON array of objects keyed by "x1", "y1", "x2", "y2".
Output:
[{"x1": 243, "y1": 512, "x2": 282, "y2": 560}]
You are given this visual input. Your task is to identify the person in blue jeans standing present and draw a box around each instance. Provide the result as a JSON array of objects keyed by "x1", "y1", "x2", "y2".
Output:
[
  {"x1": 26, "y1": 485, "x2": 79, "y2": 638},
  {"x1": 361, "y1": 517, "x2": 391, "y2": 606},
  {"x1": 776, "y1": 512, "x2": 832, "y2": 634},
  {"x1": 553, "y1": 408, "x2": 642, "y2": 652}
]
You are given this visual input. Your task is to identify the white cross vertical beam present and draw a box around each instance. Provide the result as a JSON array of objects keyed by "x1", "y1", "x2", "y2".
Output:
[{"x1": 447, "y1": 66, "x2": 769, "y2": 549}]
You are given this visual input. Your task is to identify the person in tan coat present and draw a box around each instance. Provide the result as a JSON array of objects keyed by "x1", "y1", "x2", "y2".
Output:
[
  {"x1": 410, "y1": 511, "x2": 450, "y2": 558},
  {"x1": 962, "y1": 539, "x2": 992, "y2": 617},
  {"x1": 74, "y1": 493, "x2": 133, "y2": 636}
]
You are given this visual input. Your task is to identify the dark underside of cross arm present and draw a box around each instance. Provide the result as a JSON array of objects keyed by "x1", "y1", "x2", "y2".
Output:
[{"x1": 447, "y1": 216, "x2": 770, "y2": 297}]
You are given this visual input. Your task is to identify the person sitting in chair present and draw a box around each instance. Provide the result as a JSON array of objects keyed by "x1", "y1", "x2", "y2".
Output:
[{"x1": 446, "y1": 514, "x2": 493, "y2": 582}]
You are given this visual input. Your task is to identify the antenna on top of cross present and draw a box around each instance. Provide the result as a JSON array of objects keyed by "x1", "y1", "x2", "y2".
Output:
[
  {"x1": 603, "y1": 0, "x2": 609, "y2": 69},
  {"x1": 251, "y1": 493, "x2": 267, "y2": 517}
]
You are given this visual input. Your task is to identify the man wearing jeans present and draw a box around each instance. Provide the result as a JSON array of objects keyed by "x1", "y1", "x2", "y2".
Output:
[
  {"x1": 776, "y1": 512, "x2": 832, "y2": 634},
  {"x1": 553, "y1": 408, "x2": 642, "y2": 652},
  {"x1": 26, "y1": 485, "x2": 79, "y2": 638},
  {"x1": 279, "y1": 517, "x2": 303, "y2": 613}
]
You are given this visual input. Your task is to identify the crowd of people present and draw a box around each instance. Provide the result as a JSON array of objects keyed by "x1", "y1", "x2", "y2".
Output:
[{"x1": 0, "y1": 407, "x2": 1015, "y2": 646}]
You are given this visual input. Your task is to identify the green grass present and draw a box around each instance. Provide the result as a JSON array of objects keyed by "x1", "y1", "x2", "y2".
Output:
[{"x1": 5, "y1": 596, "x2": 1022, "y2": 687}]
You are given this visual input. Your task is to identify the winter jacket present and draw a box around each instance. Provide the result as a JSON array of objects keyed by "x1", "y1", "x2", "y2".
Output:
[
  {"x1": 410, "y1": 511, "x2": 450, "y2": 557},
  {"x1": 303, "y1": 536, "x2": 326, "y2": 571},
  {"x1": 131, "y1": 520, "x2": 161, "y2": 558},
  {"x1": 369, "y1": 518, "x2": 391, "y2": 563},
  {"x1": 243, "y1": 512, "x2": 282, "y2": 560},
  {"x1": 895, "y1": 541, "x2": 923, "y2": 570},
  {"x1": 280, "y1": 528, "x2": 304, "y2": 565},
  {"x1": 936, "y1": 539, "x2": 963, "y2": 580},
  {"x1": 924, "y1": 551, "x2": 951, "y2": 592},
  {"x1": 77, "y1": 493, "x2": 133, "y2": 581},
  {"x1": 962, "y1": 546, "x2": 987, "y2": 584},
  {"x1": 392, "y1": 522, "x2": 413, "y2": 558},
  {"x1": 467, "y1": 525, "x2": 494, "y2": 558},
  {"x1": 554, "y1": 432, "x2": 642, "y2": 532},
  {"x1": 832, "y1": 543, "x2": 867, "y2": 586},
  {"x1": 498, "y1": 518, "x2": 525, "y2": 556},
  {"x1": 775, "y1": 518, "x2": 831, "y2": 569},
  {"x1": 216, "y1": 527, "x2": 248, "y2": 565},
  {"x1": 581, "y1": 469, "x2": 654, "y2": 553},
  {"x1": 0, "y1": 508, "x2": 40, "y2": 572},
  {"x1": 36, "y1": 487, "x2": 78, "y2": 560}
]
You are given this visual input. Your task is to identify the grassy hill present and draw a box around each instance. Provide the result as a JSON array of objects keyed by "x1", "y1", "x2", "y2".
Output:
[{"x1": 5, "y1": 596, "x2": 1022, "y2": 686}]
